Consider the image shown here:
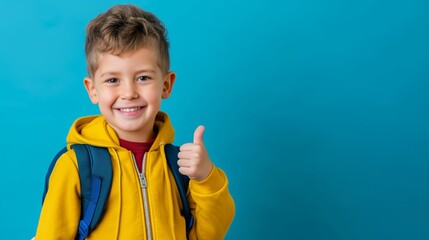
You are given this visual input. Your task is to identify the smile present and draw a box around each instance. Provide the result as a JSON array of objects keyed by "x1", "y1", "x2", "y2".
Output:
[{"x1": 118, "y1": 107, "x2": 142, "y2": 112}]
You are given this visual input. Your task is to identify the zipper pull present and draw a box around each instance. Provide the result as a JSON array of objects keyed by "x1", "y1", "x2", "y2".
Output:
[{"x1": 140, "y1": 175, "x2": 148, "y2": 188}]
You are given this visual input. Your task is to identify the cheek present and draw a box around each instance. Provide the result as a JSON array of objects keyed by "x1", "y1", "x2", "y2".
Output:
[
  {"x1": 144, "y1": 85, "x2": 164, "y2": 100},
  {"x1": 97, "y1": 91, "x2": 116, "y2": 105},
  {"x1": 146, "y1": 92, "x2": 162, "y2": 105}
]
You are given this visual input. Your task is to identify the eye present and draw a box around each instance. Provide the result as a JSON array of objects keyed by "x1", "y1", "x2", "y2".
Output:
[
  {"x1": 137, "y1": 76, "x2": 150, "y2": 81},
  {"x1": 106, "y1": 78, "x2": 118, "y2": 83}
]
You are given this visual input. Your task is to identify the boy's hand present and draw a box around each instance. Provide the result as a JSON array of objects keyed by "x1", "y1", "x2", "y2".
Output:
[{"x1": 178, "y1": 125, "x2": 214, "y2": 182}]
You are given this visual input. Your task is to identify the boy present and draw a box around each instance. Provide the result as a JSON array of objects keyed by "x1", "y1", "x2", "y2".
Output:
[{"x1": 35, "y1": 4, "x2": 235, "y2": 240}]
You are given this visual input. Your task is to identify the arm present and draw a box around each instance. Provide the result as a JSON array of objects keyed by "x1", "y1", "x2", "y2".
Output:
[
  {"x1": 178, "y1": 126, "x2": 235, "y2": 239},
  {"x1": 188, "y1": 167, "x2": 235, "y2": 239},
  {"x1": 35, "y1": 150, "x2": 81, "y2": 240}
]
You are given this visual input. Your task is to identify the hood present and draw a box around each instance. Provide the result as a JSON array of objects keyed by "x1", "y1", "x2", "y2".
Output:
[{"x1": 66, "y1": 111, "x2": 175, "y2": 150}]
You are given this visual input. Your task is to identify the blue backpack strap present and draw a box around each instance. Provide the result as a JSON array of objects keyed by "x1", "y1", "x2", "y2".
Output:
[
  {"x1": 42, "y1": 145, "x2": 112, "y2": 239},
  {"x1": 164, "y1": 144, "x2": 194, "y2": 237},
  {"x1": 71, "y1": 144, "x2": 113, "y2": 240}
]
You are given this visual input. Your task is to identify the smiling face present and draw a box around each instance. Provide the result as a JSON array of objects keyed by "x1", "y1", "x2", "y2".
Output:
[{"x1": 84, "y1": 47, "x2": 175, "y2": 142}]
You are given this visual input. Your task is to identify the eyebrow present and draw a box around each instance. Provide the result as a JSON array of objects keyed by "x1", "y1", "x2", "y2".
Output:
[
  {"x1": 99, "y1": 69, "x2": 156, "y2": 78},
  {"x1": 99, "y1": 71, "x2": 120, "y2": 78},
  {"x1": 135, "y1": 69, "x2": 156, "y2": 75}
]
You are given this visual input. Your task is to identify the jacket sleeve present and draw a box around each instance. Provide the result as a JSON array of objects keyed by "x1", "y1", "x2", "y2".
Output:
[
  {"x1": 35, "y1": 150, "x2": 81, "y2": 240},
  {"x1": 188, "y1": 166, "x2": 235, "y2": 240}
]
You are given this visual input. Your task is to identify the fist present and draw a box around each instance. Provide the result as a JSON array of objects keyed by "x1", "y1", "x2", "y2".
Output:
[{"x1": 177, "y1": 125, "x2": 213, "y2": 181}]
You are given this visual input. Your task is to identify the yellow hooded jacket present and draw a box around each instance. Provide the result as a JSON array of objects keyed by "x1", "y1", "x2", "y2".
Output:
[{"x1": 35, "y1": 112, "x2": 235, "y2": 239}]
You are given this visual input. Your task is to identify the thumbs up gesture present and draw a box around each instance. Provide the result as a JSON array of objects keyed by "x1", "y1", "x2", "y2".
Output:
[{"x1": 178, "y1": 125, "x2": 214, "y2": 181}]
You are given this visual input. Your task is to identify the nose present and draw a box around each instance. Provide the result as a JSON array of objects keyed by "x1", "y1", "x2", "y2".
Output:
[{"x1": 120, "y1": 80, "x2": 139, "y2": 100}]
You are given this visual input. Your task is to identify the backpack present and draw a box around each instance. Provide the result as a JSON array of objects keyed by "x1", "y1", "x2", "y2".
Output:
[{"x1": 42, "y1": 144, "x2": 194, "y2": 240}]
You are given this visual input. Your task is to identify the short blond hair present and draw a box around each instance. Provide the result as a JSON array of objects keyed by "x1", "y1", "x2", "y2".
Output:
[{"x1": 85, "y1": 4, "x2": 170, "y2": 77}]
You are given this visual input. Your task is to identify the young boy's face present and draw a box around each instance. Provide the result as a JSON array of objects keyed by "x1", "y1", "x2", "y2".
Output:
[{"x1": 84, "y1": 47, "x2": 175, "y2": 142}]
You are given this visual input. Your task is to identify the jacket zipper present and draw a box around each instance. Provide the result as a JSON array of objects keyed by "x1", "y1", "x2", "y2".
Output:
[{"x1": 132, "y1": 153, "x2": 152, "y2": 240}]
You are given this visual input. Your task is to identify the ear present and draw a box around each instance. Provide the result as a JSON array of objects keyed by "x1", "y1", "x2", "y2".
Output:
[
  {"x1": 84, "y1": 77, "x2": 99, "y2": 104},
  {"x1": 162, "y1": 71, "x2": 176, "y2": 99}
]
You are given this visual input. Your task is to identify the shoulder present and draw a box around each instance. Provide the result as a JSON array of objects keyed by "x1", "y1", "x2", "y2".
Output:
[
  {"x1": 45, "y1": 147, "x2": 82, "y2": 195},
  {"x1": 49, "y1": 147, "x2": 79, "y2": 177}
]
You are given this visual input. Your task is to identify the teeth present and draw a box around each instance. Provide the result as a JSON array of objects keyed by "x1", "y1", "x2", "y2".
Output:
[{"x1": 120, "y1": 107, "x2": 141, "y2": 112}]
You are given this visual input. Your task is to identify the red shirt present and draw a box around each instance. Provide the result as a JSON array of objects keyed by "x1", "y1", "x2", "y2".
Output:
[{"x1": 119, "y1": 138, "x2": 154, "y2": 173}]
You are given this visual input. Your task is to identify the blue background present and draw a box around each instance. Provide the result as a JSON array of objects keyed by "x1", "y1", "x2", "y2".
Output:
[{"x1": 1, "y1": 0, "x2": 428, "y2": 239}]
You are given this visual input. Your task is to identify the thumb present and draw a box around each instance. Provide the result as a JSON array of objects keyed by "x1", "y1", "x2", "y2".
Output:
[{"x1": 193, "y1": 125, "x2": 205, "y2": 144}]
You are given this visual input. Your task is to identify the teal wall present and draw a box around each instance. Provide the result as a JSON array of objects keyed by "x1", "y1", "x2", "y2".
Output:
[{"x1": 1, "y1": 0, "x2": 428, "y2": 239}]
